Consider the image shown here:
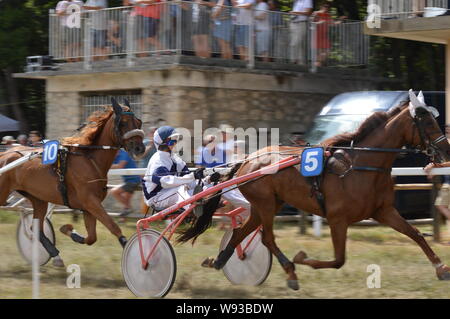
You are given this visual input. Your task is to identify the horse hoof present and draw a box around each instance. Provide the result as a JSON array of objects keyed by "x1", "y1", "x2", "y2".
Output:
[
  {"x1": 293, "y1": 251, "x2": 308, "y2": 264},
  {"x1": 201, "y1": 257, "x2": 215, "y2": 268},
  {"x1": 52, "y1": 256, "x2": 65, "y2": 268},
  {"x1": 287, "y1": 279, "x2": 300, "y2": 291},
  {"x1": 437, "y1": 265, "x2": 450, "y2": 280},
  {"x1": 60, "y1": 224, "x2": 74, "y2": 236}
]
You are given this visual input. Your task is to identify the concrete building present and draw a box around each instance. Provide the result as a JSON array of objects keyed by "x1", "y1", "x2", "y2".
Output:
[{"x1": 16, "y1": 4, "x2": 378, "y2": 147}]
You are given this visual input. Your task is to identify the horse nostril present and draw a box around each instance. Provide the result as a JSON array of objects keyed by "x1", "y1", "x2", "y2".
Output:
[{"x1": 135, "y1": 145, "x2": 144, "y2": 154}]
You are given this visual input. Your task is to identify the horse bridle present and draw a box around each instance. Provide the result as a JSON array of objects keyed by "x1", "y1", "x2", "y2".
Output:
[
  {"x1": 412, "y1": 112, "x2": 447, "y2": 163},
  {"x1": 113, "y1": 110, "x2": 145, "y2": 150}
]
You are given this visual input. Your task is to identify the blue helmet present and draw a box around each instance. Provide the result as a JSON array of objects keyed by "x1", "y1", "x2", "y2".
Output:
[{"x1": 154, "y1": 126, "x2": 181, "y2": 147}]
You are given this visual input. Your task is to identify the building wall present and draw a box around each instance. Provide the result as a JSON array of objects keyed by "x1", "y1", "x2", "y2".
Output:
[{"x1": 45, "y1": 66, "x2": 377, "y2": 143}]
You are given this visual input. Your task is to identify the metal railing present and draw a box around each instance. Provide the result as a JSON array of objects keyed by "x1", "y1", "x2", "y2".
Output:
[
  {"x1": 367, "y1": 0, "x2": 449, "y2": 19},
  {"x1": 48, "y1": 2, "x2": 369, "y2": 71}
]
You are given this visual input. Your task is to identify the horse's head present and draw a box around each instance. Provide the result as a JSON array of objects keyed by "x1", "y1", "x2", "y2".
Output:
[
  {"x1": 111, "y1": 98, "x2": 145, "y2": 159},
  {"x1": 407, "y1": 90, "x2": 450, "y2": 163}
]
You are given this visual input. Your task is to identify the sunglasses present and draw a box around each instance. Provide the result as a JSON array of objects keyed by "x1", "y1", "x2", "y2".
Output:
[{"x1": 167, "y1": 139, "x2": 178, "y2": 146}]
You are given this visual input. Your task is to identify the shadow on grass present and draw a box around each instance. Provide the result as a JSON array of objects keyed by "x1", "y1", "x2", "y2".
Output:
[{"x1": 0, "y1": 265, "x2": 125, "y2": 289}]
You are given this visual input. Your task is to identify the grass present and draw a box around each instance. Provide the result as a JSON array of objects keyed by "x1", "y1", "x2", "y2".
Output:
[{"x1": 0, "y1": 210, "x2": 449, "y2": 299}]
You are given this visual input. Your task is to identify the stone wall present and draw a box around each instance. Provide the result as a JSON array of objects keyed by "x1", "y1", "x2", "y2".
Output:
[
  {"x1": 43, "y1": 65, "x2": 378, "y2": 143},
  {"x1": 46, "y1": 92, "x2": 81, "y2": 139}
]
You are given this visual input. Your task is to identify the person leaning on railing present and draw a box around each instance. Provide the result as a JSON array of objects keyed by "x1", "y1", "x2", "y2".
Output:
[
  {"x1": 191, "y1": 0, "x2": 216, "y2": 58},
  {"x1": 84, "y1": 0, "x2": 109, "y2": 61},
  {"x1": 55, "y1": 0, "x2": 84, "y2": 62},
  {"x1": 126, "y1": 0, "x2": 164, "y2": 56},
  {"x1": 289, "y1": 0, "x2": 313, "y2": 65},
  {"x1": 254, "y1": 0, "x2": 270, "y2": 62},
  {"x1": 211, "y1": 0, "x2": 233, "y2": 59},
  {"x1": 232, "y1": 0, "x2": 256, "y2": 61}
]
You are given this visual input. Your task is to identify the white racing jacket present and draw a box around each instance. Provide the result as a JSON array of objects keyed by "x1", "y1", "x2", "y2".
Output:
[{"x1": 142, "y1": 151, "x2": 195, "y2": 201}]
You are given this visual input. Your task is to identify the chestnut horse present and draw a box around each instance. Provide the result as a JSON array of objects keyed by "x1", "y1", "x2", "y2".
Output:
[
  {"x1": 182, "y1": 92, "x2": 450, "y2": 290},
  {"x1": 0, "y1": 99, "x2": 144, "y2": 267}
]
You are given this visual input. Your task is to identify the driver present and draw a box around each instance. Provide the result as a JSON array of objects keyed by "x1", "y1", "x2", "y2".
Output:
[{"x1": 142, "y1": 126, "x2": 251, "y2": 218}]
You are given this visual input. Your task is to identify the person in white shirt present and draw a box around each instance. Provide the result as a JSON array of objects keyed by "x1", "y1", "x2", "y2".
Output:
[
  {"x1": 84, "y1": 0, "x2": 108, "y2": 60},
  {"x1": 254, "y1": 0, "x2": 270, "y2": 62},
  {"x1": 142, "y1": 126, "x2": 251, "y2": 220},
  {"x1": 232, "y1": 0, "x2": 255, "y2": 61},
  {"x1": 289, "y1": 0, "x2": 313, "y2": 65},
  {"x1": 55, "y1": 0, "x2": 84, "y2": 62}
]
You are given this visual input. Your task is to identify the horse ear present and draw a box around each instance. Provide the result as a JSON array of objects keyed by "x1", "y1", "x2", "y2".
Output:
[
  {"x1": 111, "y1": 97, "x2": 123, "y2": 115},
  {"x1": 123, "y1": 98, "x2": 132, "y2": 110}
]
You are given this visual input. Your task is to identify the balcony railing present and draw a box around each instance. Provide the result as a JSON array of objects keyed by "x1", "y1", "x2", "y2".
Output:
[
  {"x1": 48, "y1": 2, "x2": 368, "y2": 72},
  {"x1": 368, "y1": 0, "x2": 449, "y2": 19}
]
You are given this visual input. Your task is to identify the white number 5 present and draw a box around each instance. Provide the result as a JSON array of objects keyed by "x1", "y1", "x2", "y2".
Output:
[{"x1": 304, "y1": 151, "x2": 319, "y2": 172}]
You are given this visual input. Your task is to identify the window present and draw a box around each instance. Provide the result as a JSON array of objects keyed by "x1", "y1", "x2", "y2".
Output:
[{"x1": 81, "y1": 91, "x2": 142, "y2": 123}]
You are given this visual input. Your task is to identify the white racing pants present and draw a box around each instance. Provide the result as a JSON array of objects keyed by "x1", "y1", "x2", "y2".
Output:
[{"x1": 146, "y1": 181, "x2": 251, "y2": 220}]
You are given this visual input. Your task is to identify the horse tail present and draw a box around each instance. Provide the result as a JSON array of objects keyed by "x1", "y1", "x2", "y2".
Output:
[{"x1": 176, "y1": 162, "x2": 243, "y2": 244}]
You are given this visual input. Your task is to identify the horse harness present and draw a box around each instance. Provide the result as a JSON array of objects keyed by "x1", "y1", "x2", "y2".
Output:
[{"x1": 52, "y1": 110, "x2": 144, "y2": 209}]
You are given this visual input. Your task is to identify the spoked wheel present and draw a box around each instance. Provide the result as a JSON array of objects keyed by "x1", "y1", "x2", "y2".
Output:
[
  {"x1": 220, "y1": 228, "x2": 272, "y2": 286},
  {"x1": 122, "y1": 229, "x2": 177, "y2": 298},
  {"x1": 16, "y1": 212, "x2": 55, "y2": 266}
]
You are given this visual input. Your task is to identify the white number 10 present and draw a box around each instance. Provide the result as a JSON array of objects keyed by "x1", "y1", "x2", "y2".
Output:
[{"x1": 44, "y1": 144, "x2": 58, "y2": 163}]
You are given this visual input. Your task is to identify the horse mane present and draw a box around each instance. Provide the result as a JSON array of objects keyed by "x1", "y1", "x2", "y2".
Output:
[
  {"x1": 62, "y1": 107, "x2": 114, "y2": 145},
  {"x1": 322, "y1": 101, "x2": 408, "y2": 147}
]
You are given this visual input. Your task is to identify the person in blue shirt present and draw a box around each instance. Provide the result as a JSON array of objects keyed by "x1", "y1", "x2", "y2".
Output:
[{"x1": 110, "y1": 149, "x2": 141, "y2": 217}]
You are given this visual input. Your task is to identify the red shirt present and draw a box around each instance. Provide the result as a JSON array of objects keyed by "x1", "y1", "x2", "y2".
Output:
[{"x1": 133, "y1": 1, "x2": 161, "y2": 19}]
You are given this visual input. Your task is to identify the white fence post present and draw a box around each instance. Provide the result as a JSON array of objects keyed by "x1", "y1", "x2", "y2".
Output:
[
  {"x1": 126, "y1": 12, "x2": 135, "y2": 67},
  {"x1": 32, "y1": 218, "x2": 40, "y2": 299},
  {"x1": 83, "y1": 15, "x2": 92, "y2": 70},
  {"x1": 309, "y1": 20, "x2": 317, "y2": 73},
  {"x1": 247, "y1": 9, "x2": 255, "y2": 69},
  {"x1": 313, "y1": 215, "x2": 322, "y2": 237}
]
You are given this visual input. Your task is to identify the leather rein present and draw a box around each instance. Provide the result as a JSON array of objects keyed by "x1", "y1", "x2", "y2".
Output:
[{"x1": 322, "y1": 113, "x2": 447, "y2": 176}]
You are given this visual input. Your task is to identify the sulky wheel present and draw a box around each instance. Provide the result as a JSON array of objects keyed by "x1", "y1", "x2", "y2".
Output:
[
  {"x1": 220, "y1": 228, "x2": 272, "y2": 286},
  {"x1": 122, "y1": 229, "x2": 177, "y2": 298},
  {"x1": 16, "y1": 212, "x2": 55, "y2": 266}
]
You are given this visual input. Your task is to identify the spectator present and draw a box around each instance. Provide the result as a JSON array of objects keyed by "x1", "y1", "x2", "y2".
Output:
[
  {"x1": 276, "y1": 0, "x2": 293, "y2": 12},
  {"x1": 214, "y1": 123, "x2": 235, "y2": 164},
  {"x1": 195, "y1": 134, "x2": 219, "y2": 167},
  {"x1": 232, "y1": 0, "x2": 255, "y2": 61},
  {"x1": 231, "y1": 139, "x2": 246, "y2": 162},
  {"x1": 84, "y1": 0, "x2": 109, "y2": 61},
  {"x1": 110, "y1": 149, "x2": 141, "y2": 218},
  {"x1": 56, "y1": 0, "x2": 84, "y2": 62},
  {"x1": 211, "y1": 0, "x2": 233, "y2": 59},
  {"x1": 1, "y1": 136, "x2": 16, "y2": 146},
  {"x1": 267, "y1": 0, "x2": 284, "y2": 61},
  {"x1": 129, "y1": 0, "x2": 164, "y2": 57},
  {"x1": 273, "y1": 0, "x2": 292, "y2": 61},
  {"x1": 312, "y1": 3, "x2": 331, "y2": 66},
  {"x1": 289, "y1": 0, "x2": 313, "y2": 65},
  {"x1": 29, "y1": 131, "x2": 43, "y2": 146},
  {"x1": 254, "y1": 0, "x2": 270, "y2": 62},
  {"x1": 312, "y1": 3, "x2": 345, "y2": 67},
  {"x1": 192, "y1": 0, "x2": 215, "y2": 58},
  {"x1": 107, "y1": 19, "x2": 124, "y2": 56},
  {"x1": 17, "y1": 134, "x2": 29, "y2": 146}
]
